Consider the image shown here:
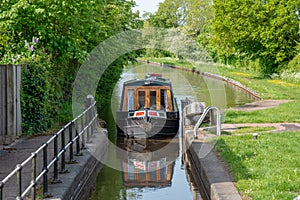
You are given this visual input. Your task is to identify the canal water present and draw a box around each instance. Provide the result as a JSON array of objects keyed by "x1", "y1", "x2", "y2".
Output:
[{"x1": 91, "y1": 63, "x2": 257, "y2": 200}]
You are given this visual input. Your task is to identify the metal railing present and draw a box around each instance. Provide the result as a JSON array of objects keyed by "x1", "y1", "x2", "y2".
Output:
[
  {"x1": 0, "y1": 96, "x2": 99, "y2": 200},
  {"x1": 193, "y1": 106, "x2": 221, "y2": 138}
]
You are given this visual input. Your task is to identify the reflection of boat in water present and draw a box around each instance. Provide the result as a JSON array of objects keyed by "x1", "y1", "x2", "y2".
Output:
[
  {"x1": 116, "y1": 137, "x2": 179, "y2": 188},
  {"x1": 116, "y1": 73, "x2": 179, "y2": 137}
]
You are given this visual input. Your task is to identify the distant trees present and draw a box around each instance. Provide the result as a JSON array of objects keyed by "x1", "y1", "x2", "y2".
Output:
[
  {"x1": 147, "y1": 0, "x2": 213, "y2": 37},
  {"x1": 145, "y1": 0, "x2": 214, "y2": 59},
  {"x1": 147, "y1": 0, "x2": 183, "y2": 28},
  {"x1": 146, "y1": 0, "x2": 300, "y2": 75}
]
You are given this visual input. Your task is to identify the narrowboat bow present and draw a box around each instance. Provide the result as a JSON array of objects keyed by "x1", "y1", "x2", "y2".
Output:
[{"x1": 116, "y1": 74, "x2": 179, "y2": 137}]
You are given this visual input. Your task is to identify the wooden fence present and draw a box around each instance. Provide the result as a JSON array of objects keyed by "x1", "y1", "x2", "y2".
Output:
[{"x1": 0, "y1": 64, "x2": 22, "y2": 145}]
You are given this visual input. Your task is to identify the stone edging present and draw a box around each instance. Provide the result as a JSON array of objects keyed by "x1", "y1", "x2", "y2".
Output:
[
  {"x1": 182, "y1": 101, "x2": 242, "y2": 200},
  {"x1": 184, "y1": 131, "x2": 242, "y2": 200}
]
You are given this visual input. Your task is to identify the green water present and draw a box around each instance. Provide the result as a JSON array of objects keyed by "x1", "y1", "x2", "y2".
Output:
[
  {"x1": 110, "y1": 63, "x2": 257, "y2": 115},
  {"x1": 92, "y1": 63, "x2": 257, "y2": 200}
]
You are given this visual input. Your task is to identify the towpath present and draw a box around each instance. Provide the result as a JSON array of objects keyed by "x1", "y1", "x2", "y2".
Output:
[
  {"x1": 224, "y1": 100, "x2": 300, "y2": 133},
  {"x1": 0, "y1": 135, "x2": 52, "y2": 200}
]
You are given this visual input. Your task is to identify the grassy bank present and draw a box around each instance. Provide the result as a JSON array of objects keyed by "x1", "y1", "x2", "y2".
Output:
[
  {"x1": 144, "y1": 57, "x2": 300, "y2": 123},
  {"x1": 145, "y1": 57, "x2": 300, "y2": 200},
  {"x1": 214, "y1": 132, "x2": 300, "y2": 200},
  {"x1": 217, "y1": 66, "x2": 300, "y2": 123}
]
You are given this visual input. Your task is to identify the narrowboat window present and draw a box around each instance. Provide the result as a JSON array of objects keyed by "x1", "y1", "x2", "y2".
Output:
[
  {"x1": 127, "y1": 89, "x2": 134, "y2": 111},
  {"x1": 160, "y1": 89, "x2": 168, "y2": 110},
  {"x1": 138, "y1": 91, "x2": 145, "y2": 109},
  {"x1": 127, "y1": 161, "x2": 135, "y2": 180},
  {"x1": 160, "y1": 165, "x2": 168, "y2": 180},
  {"x1": 137, "y1": 170, "x2": 146, "y2": 180},
  {"x1": 150, "y1": 170, "x2": 157, "y2": 181},
  {"x1": 150, "y1": 91, "x2": 156, "y2": 109}
]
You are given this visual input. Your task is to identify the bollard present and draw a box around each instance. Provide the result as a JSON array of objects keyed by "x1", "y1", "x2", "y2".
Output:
[{"x1": 253, "y1": 133, "x2": 258, "y2": 140}]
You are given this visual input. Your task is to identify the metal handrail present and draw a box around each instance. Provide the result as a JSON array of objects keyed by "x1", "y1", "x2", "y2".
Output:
[
  {"x1": 193, "y1": 106, "x2": 221, "y2": 138},
  {"x1": 0, "y1": 96, "x2": 99, "y2": 200}
]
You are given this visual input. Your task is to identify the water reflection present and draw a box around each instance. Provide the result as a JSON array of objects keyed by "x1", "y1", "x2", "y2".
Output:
[
  {"x1": 92, "y1": 135, "x2": 203, "y2": 200},
  {"x1": 93, "y1": 63, "x2": 259, "y2": 200},
  {"x1": 116, "y1": 137, "x2": 178, "y2": 188}
]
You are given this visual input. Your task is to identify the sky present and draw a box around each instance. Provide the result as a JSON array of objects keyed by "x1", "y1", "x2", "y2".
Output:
[{"x1": 133, "y1": 0, "x2": 164, "y2": 15}]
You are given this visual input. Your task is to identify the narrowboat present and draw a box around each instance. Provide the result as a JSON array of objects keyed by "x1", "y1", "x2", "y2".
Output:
[
  {"x1": 116, "y1": 74, "x2": 179, "y2": 137},
  {"x1": 116, "y1": 137, "x2": 179, "y2": 188}
]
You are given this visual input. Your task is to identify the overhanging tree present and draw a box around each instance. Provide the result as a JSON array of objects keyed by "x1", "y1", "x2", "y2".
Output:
[{"x1": 0, "y1": 0, "x2": 141, "y2": 133}]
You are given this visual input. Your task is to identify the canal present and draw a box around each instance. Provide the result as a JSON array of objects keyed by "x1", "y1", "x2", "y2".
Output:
[{"x1": 92, "y1": 63, "x2": 257, "y2": 200}]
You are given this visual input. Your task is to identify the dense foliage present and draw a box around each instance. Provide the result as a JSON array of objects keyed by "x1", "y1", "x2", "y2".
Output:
[
  {"x1": 21, "y1": 62, "x2": 56, "y2": 134},
  {"x1": 211, "y1": 0, "x2": 300, "y2": 74},
  {"x1": 0, "y1": 0, "x2": 141, "y2": 134},
  {"x1": 146, "y1": 0, "x2": 300, "y2": 75}
]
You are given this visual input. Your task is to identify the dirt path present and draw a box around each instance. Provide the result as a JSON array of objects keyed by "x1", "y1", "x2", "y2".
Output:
[
  {"x1": 232, "y1": 100, "x2": 292, "y2": 111},
  {"x1": 225, "y1": 100, "x2": 300, "y2": 132},
  {"x1": 222, "y1": 123, "x2": 300, "y2": 133}
]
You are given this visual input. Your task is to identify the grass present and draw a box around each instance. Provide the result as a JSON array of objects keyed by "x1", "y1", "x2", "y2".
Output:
[
  {"x1": 220, "y1": 67, "x2": 300, "y2": 123},
  {"x1": 144, "y1": 57, "x2": 300, "y2": 199},
  {"x1": 214, "y1": 132, "x2": 300, "y2": 200},
  {"x1": 145, "y1": 57, "x2": 300, "y2": 123},
  {"x1": 216, "y1": 66, "x2": 300, "y2": 100}
]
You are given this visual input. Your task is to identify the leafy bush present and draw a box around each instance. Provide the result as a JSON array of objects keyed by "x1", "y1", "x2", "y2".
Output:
[
  {"x1": 287, "y1": 54, "x2": 300, "y2": 72},
  {"x1": 96, "y1": 59, "x2": 124, "y2": 115},
  {"x1": 1, "y1": 0, "x2": 142, "y2": 135},
  {"x1": 21, "y1": 61, "x2": 57, "y2": 134}
]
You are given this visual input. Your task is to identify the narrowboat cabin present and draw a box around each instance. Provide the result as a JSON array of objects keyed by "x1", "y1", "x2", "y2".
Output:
[{"x1": 116, "y1": 74, "x2": 179, "y2": 137}]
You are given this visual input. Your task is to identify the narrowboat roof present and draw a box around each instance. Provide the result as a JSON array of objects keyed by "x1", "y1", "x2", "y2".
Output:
[{"x1": 123, "y1": 74, "x2": 172, "y2": 87}]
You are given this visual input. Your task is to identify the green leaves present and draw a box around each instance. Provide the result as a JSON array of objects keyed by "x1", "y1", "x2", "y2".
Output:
[
  {"x1": 211, "y1": 0, "x2": 300, "y2": 74},
  {"x1": 21, "y1": 62, "x2": 55, "y2": 134},
  {"x1": 1, "y1": 0, "x2": 141, "y2": 134}
]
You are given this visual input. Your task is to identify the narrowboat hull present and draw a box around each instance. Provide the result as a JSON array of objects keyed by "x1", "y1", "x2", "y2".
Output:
[{"x1": 116, "y1": 111, "x2": 179, "y2": 137}]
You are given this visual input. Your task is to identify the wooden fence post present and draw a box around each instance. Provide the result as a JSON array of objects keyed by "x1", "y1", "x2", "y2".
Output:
[
  {"x1": 0, "y1": 64, "x2": 22, "y2": 145},
  {"x1": 0, "y1": 65, "x2": 7, "y2": 144}
]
